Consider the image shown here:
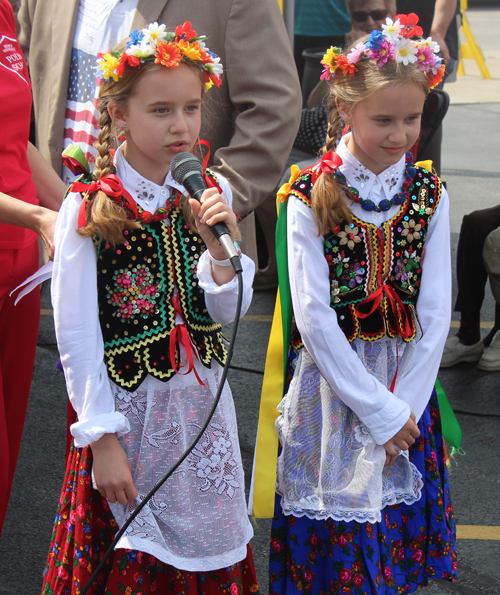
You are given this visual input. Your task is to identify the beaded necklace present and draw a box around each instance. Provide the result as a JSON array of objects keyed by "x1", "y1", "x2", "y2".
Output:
[
  {"x1": 333, "y1": 152, "x2": 417, "y2": 213},
  {"x1": 136, "y1": 191, "x2": 181, "y2": 224},
  {"x1": 109, "y1": 188, "x2": 182, "y2": 223}
]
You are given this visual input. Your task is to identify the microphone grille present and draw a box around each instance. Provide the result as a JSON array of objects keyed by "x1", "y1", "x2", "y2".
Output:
[{"x1": 170, "y1": 152, "x2": 203, "y2": 184}]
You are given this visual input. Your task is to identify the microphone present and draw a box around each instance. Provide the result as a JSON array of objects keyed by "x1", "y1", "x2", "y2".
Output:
[{"x1": 170, "y1": 153, "x2": 242, "y2": 273}]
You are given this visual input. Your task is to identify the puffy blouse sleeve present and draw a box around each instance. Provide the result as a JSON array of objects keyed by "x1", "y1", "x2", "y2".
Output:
[
  {"x1": 51, "y1": 193, "x2": 130, "y2": 447},
  {"x1": 287, "y1": 195, "x2": 411, "y2": 445},
  {"x1": 196, "y1": 174, "x2": 255, "y2": 325}
]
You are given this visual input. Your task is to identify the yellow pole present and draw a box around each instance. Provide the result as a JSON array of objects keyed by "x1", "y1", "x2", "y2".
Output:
[{"x1": 457, "y1": 0, "x2": 491, "y2": 79}]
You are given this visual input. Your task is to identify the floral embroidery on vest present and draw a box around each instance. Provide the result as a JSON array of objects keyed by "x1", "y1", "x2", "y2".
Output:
[
  {"x1": 72, "y1": 173, "x2": 228, "y2": 391},
  {"x1": 290, "y1": 164, "x2": 441, "y2": 343}
]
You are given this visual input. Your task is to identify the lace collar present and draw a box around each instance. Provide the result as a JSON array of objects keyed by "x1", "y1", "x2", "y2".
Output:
[
  {"x1": 114, "y1": 143, "x2": 187, "y2": 213},
  {"x1": 336, "y1": 135, "x2": 406, "y2": 203}
]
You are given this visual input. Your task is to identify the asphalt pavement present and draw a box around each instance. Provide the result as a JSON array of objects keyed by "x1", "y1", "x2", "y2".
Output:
[{"x1": 1, "y1": 5, "x2": 500, "y2": 595}]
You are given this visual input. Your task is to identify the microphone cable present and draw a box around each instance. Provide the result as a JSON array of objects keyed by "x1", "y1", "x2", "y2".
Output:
[{"x1": 81, "y1": 270, "x2": 244, "y2": 595}]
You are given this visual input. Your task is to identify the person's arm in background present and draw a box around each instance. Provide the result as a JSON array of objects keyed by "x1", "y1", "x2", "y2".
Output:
[
  {"x1": 27, "y1": 141, "x2": 67, "y2": 211},
  {"x1": 430, "y1": 0, "x2": 458, "y2": 65},
  {"x1": 0, "y1": 192, "x2": 58, "y2": 259},
  {"x1": 209, "y1": 0, "x2": 302, "y2": 218},
  {"x1": 0, "y1": 143, "x2": 67, "y2": 258}
]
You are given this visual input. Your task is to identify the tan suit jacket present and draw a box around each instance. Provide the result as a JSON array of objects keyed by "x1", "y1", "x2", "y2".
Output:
[{"x1": 18, "y1": 0, "x2": 302, "y2": 222}]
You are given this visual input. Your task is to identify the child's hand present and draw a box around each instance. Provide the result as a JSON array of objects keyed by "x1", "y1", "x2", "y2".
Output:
[
  {"x1": 189, "y1": 188, "x2": 237, "y2": 262},
  {"x1": 383, "y1": 412, "x2": 420, "y2": 467},
  {"x1": 90, "y1": 433, "x2": 138, "y2": 505}
]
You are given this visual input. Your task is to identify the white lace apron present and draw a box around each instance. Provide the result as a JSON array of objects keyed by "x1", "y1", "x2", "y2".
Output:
[
  {"x1": 106, "y1": 359, "x2": 253, "y2": 572},
  {"x1": 275, "y1": 334, "x2": 423, "y2": 524}
]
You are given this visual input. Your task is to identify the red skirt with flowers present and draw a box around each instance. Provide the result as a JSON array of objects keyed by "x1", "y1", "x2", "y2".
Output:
[{"x1": 41, "y1": 443, "x2": 260, "y2": 595}]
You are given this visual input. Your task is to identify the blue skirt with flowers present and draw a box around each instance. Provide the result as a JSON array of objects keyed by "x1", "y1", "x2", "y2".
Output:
[{"x1": 269, "y1": 389, "x2": 457, "y2": 595}]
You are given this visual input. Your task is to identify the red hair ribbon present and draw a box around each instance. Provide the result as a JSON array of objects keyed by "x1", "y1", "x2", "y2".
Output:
[
  {"x1": 318, "y1": 151, "x2": 343, "y2": 174},
  {"x1": 72, "y1": 174, "x2": 139, "y2": 229}
]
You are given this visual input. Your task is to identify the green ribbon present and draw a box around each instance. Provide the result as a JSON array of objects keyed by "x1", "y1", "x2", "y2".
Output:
[
  {"x1": 435, "y1": 377, "x2": 463, "y2": 453},
  {"x1": 276, "y1": 199, "x2": 292, "y2": 374},
  {"x1": 62, "y1": 144, "x2": 90, "y2": 174}
]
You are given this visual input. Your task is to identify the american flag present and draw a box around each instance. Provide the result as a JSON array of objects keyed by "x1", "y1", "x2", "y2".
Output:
[{"x1": 62, "y1": 48, "x2": 101, "y2": 182}]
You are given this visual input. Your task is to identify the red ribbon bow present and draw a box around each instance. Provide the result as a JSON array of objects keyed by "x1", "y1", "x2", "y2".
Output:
[
  {"x1": 355, "y1": 284, "x2": 414, "y2": 341},
  {"x1": 72, "y1": 174, "x2": 138, "y2": 228},
  {"x1": 318, "y1": 151, "x2": 343, "y2": 174},
  {"x1": 355, "y1": 284, "x2": 414, "y2": 392}
]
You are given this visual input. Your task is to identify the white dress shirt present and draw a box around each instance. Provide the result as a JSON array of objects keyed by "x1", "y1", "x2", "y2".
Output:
[{"x1": 287, "y1": 136, "x2": 451, "y2": 445}]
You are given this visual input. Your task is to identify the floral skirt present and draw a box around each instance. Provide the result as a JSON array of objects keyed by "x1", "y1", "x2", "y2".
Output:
[
  {"x1": 269, "y1": 390, "x2": 457, "y2": 595},
  {"x1": 41, "y1": 443, "x2": 260, "y2": 595}
]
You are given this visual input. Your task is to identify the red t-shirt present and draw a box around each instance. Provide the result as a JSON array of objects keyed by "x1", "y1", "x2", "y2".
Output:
[{"x1": 0, "y1": 0, "x2": 38, "y2": 248}]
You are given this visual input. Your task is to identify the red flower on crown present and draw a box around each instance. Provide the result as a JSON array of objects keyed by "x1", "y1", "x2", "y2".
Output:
[
  {"x1": 396, "y1": 13, "x2": 423, "y2": 38},
  {"x1": 175, "y1": 21, "x2": 197, "y2": 42}
]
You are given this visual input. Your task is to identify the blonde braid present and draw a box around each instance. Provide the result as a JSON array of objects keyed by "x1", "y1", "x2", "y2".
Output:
[
  {"x1": 311, "y1": 92, "x2": 352, "y2": 235},
  {"x1": 78, "y1": 103, "x2": 140, "y2": 246}
]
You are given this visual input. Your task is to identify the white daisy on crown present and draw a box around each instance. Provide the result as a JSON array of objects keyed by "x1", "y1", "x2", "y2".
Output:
[{"x1": 320, "y1": 13, "x2": 445, "y2": 89}]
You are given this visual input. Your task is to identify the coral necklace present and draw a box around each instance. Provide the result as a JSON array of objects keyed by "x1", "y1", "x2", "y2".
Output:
[{"x1": 333, "y1": 152, "x2": 417, "y2": 212}]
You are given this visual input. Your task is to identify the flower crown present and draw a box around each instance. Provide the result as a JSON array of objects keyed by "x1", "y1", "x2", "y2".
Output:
[
  {"x1": 96, "y1": 21, "x2": 223, "y2": 90},
  {"x1": 320, "y1": 13, "x2": 445, "y2": 89}
]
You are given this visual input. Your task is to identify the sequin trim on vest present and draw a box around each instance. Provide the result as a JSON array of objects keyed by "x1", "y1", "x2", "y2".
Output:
[
  {"x1": 289, "y1": 164, "x2": 441, "y2": 343},
  {"x1": 72, "y1": 174, "x2": 228, "y2": 391}
]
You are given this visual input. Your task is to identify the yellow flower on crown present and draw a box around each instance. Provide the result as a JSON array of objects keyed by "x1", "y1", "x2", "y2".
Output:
[
  {"x1": 178, "y1": 39, "x2": 202, "y2": 62},
  {"x1": 98, "y1": 52, "x2": 121, "y2": 82},
  {"x1": 321, "y1": 47, "x2": 341, "y2": 75},
  {"x1": 96, "y1": 21, "x2": 223, "y2": 91}
]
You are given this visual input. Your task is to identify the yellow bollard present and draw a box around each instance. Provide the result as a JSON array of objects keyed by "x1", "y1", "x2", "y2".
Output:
[{"x1": 457, "y1": 0, "x2": 491, "y2": 79}]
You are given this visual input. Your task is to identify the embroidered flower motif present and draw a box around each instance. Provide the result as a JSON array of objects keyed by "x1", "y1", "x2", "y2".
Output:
[
  {"x1": 345, "y1": 262, "x2": 366, "y2": 288},
  {"x1": 338, "y1": 225, "x2": 362, "y2": 250},
  {"x1": 107, "y1": 264, "x2": 160, "y2": 320},
  {"x1": 189, "y1": 423, "x2": 240, "y2": 498},
  {"x1": 412, "y1": 202, "x2": 432, "y2": 216},
  {"x1": 395, "y1": 258, "x2": 408, "y2": 283},
  {"x1": 401, "y1": 219, "x2": 422, "y2": 242},
  {"x1": 331, "y1": 280, "x2": 341, "y2": 304},
  {"x1": 354, "y1": 421, "x2": 373, "y2": 446}
]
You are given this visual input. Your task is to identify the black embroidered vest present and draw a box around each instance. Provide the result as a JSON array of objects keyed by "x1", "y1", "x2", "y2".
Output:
[
  {"x1": 75, "y1": 175, "x2": 227, "y2": 391},
  {"x1": 289, "y1": 164, "x2": 441, "y2": 343}
]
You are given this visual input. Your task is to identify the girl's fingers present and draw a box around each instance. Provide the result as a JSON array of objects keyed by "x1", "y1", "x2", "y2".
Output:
[{"x1": 116, "y1": 489, "x2": 130, "y2": 506}]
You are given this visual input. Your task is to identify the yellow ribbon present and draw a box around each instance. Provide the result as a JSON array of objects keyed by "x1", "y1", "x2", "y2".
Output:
[{"x1": 252, "y1": 289, "x2": 285, "y2": 517}]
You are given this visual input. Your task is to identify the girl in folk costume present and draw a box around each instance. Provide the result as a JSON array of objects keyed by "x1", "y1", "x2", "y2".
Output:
[
  {"x1": 41, "y1": 22, "x2": 259, "y2": 595},
  {"x1": 261, "y1": 14, "x2": 457, "y2": 595}
]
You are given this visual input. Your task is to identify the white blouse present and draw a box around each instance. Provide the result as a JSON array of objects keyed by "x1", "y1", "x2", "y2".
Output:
[
  {"x1": 51, "y1": 146, "x2": 255, "y2": 446},
  {"x1": 287, "y1": 136, "x2": 451, "y2": 446}
]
